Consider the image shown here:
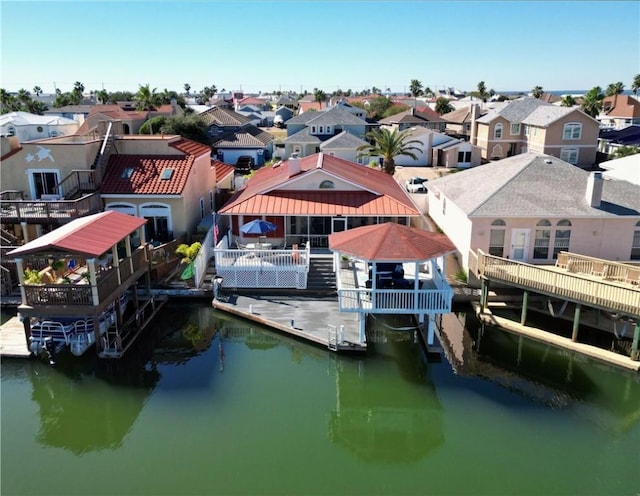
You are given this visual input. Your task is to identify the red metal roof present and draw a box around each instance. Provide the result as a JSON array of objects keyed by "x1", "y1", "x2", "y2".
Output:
[
  {"x1": 219, "y1": 153, "x2": 420, "y2": 217},
  {"x1": 7, "y1": 211, "x2": 146, "y2": 258},
  {"x1": 328, "y1": 222, "x2": 456, "y2": 261}
]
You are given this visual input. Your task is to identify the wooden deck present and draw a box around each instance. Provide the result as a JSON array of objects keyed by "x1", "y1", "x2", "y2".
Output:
[
  {"x1": 0, "y1": 316, "x2": 32, "y2": 358},
  {"x1": 471, "y1": 250, "x2": 640, "y2": 319}
]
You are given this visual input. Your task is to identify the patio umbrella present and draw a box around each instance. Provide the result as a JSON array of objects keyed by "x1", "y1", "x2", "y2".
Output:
[{"x1": 240, "y1": 219, "x2": 277, "y2": 235}]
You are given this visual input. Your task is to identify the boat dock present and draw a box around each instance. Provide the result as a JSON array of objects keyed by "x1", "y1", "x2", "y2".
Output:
[
  {"x1": 0, "y1": 316, "x2": 32, "y2": 358},
  {"x1": 212, "y1": 293, "x2": 366, "y2": 352}
]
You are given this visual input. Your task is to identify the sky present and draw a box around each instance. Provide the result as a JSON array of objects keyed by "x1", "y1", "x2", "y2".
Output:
[{"x1": 1, "y1": 0, "x2": 639, "y2": 96}]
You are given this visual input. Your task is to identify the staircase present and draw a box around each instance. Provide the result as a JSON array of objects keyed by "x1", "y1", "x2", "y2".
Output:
[{"x1": 306, "y1": 256, "x2": 337, "y2": 294}]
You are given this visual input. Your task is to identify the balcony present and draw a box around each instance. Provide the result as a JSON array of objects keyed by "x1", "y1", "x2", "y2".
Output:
[{"x1": 0, "y1": 192, "x2": 102, "y2": 224}]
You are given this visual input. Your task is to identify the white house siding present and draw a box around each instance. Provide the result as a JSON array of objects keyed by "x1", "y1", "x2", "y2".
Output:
[{"x1": 428, "y1": 192, "x2": 472, "y2": 267}]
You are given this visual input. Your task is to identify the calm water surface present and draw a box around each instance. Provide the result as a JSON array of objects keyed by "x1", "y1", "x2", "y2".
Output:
[{"x1": 1, "y1": 302, "x2": 639, "y2": 496}]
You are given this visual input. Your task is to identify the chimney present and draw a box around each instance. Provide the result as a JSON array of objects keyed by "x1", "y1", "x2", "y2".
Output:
[
  {"x1": 288, "y1": 153, "x2": 301, "y2": 177},
  {"x1": 469, "y1": 104, "x2": 479, "y2": 145},
  {"x1": 585, "y1": 171, "x2": 604, "y2": 207}
]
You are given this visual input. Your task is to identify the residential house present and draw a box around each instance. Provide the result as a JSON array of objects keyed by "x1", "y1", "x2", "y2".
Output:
[
  {"x1": 100, "y1": 136, "x2": 217, "y2": 243},
  {"x1": 319, "y1": 130, "x2": 370, "y2": 164},
  {"x1": 599, "y1": 95, "x2": 640, "y2": 130},
  {"x1": 378, "y1": 108, "x2": 446, "y2": 133},
  {"x1": 199, "y1": 106, "x2": 253, "y2": 140},
  {"x1": 441, "y1": 105, "x2": 488, "y2": 140},
  {"x1": 211, "y1": 124, "x2": 275, "y2": 167},
  {"x1": 473, "y1": 98, "x2": 599, "y2": 167},
  {"x1": 0, "y1": 111, "x2": 79, "y2": 141},
  {"x1": 218, "y1": 152, "x2": 421, "y2": 248},
  {"x1": 598, "y1": 125, "x2": 640, "y2": 156},
  {"x1": 426, "y1": 152, "x2": 640, "y2": 273},
  {"x1": 75, "y1": 102, "x2": 182, "y2": 135},
  {"x1": 273, "y1": 94, "x2": 298, "y2": 111},
  {"x1": 43, "y1": 104, "x2": 94, "y2": 123},
  {"x1": 282, "y1": 106, "x2": 368, "y2": 159}
]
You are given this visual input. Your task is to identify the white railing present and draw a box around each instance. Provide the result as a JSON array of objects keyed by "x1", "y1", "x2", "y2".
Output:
[
  {"x1": 193, "y1": 226, "x2": 214, "y2": 289},
  {"x1": 337, "y1": 288, "x2": 453, "y2": 314},
  {"x1": 213, "y1": 242, "x2": 310, "y2": 289}
]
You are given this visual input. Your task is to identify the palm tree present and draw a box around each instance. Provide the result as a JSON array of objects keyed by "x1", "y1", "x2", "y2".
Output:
[
  {"x1": 313, "y1": 89, "x2": 326, "y2": 108},
  {"x1": 16, "y1": 88, "x2": 31, "y2": 104},
  {"x1": 184, "y1": 83, "x2": 191, "y2": 96},
  {"x1": 581, "y1": 86, "x2": 604, "y2": 118},
  {"x1": 32, "y1": 86, "x2": 42, "y2": 97},
  {"x1": 477, "y1": 81, "x2": 488, "y2": 102},
  {"x1": 135, "y1": 83, "x2": 159, "y2": 110},
  {"x1": 409, "y1": 79, "x2": 423, "y2": 97},
  {"x1": 560, "y1": 95, "x2": 576, "y2": 107},
  {"x1": 96, "y1": 89, "x2": 109, "y2": 104},
  {"x1": 356, "y1": 128, "x2": 421, "y2": 175},
  {"x1": 605, "y1": 82, "x2": 624, "y2": 96},
  {"x1": 435, "y1": 97, "x2": 454, "y2": 115},
  {"x1": 632, "y1": 74, "x2": 640, "y2": 97},
  {"x1": 532, "y1": 86, "x2": 544, "y2": 99}
]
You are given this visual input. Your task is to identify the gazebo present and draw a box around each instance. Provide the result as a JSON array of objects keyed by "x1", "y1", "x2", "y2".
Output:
[{"x1": 329, "y1": 222, "x2": 457, "y2": 348}]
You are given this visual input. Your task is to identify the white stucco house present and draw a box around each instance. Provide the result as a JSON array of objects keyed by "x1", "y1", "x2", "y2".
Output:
[
  {"x1": 0, "y1": 111, "x2": 79, "y2": 142},
  {"x1": 426, "y1": 152, "x2": 640, "y2": 272}
]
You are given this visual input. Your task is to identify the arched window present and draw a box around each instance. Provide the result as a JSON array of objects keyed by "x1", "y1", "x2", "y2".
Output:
[
  {"x1": 631, "y1": 221, "x2": 640, "y2": 260},
  {"x1": 494, "y1": 123, "x2": 503, "y2": 139},
  {"x1": 139, "y1": 203, "x2": 172, "y2": 243},
  {"x1": 319, "y1": 180, "x2": 335, "y2": 189},
  {"x1": 105, "y1": 202, "x2": 137, "y2": 216},
  {"x1": 562, "y1": 122, "x2": 582, "y2": 140},
  {"x1": 533, "y1": 219, "x2": 552, "y2": 259},
  {"x1": 489, "y1": 219, "x2": 506, "y2": 256},
  {"x1": 553, "y1": 219, "x2": 572, "y2": 259}
]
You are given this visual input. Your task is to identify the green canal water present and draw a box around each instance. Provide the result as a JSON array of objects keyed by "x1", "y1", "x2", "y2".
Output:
[{"x1": 1, "y1": 302, "x2": 639, "y2": 496}]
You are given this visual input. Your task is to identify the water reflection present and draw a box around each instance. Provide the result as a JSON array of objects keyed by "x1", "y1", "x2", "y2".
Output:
[
  {"x1": 441, "y1": 312, "x2": 640, "y2": 434},
  {"x1": 329, "y1": 316, "x2": 444, "y2": 463}
]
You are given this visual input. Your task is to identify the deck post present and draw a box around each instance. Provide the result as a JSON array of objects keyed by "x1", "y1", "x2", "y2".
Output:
[
  {"x1": 571, "y1": 304, "x2": 581, "y2": 342},
  {"x1": 424, "y1": 314, "x2": 435, "y2": 346},
  {"x1": 20, "y1": 222, "x2": 29, "y2": 243},
  {"x1": 358, "y1": 312, "x2": 366, "y2": 344},
  {"x1": 632, "y1": 322, "x2": 640, "y2": 360},
  {"x1": 87, "y1": 259, "x2": 100, "y2": 305},
  {"x1": 22, "y1": 314, "x2": 31, "y2": 349},
  {"x1": 15, "y1": 258, "x2": 26, "y2": 304},
  {"x1": 520, "y1": 290, "x2": 528, "y2": 325},
  {"x1": 133, "y1": 284, "x2": 141, "y2": 330},
  {"x1": 93, "y1": 315, "x2": 102, "y2": 351}
]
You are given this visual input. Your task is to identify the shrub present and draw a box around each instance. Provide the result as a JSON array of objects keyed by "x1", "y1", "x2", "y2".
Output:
[{"x1": 176, "y1": 242, "x2": 202, "y2": 264}]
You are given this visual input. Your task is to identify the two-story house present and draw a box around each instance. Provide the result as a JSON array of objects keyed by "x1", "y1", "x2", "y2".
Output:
[
  {"x1": 473, "y1": 98, "x2": 599, "y2": 167},
  {"x1": 378, "y1": 108, "x2": 446, "y2": 133},
  {"x1": 282, "y1": 106, "x2": 368, "y2": 159},
  {"x1": 599, "y1": 95, "x2": 640, "y2": 130},
  {"x1": 0, "y1": 112, "x2": 80, "y2": 141},
  {"x1": 199, "y1": 106, "x2": 253, "y2": 140}
]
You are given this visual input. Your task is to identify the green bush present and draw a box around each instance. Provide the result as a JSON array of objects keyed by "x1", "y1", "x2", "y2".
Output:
[{"x1": 176, "y1": 242, "x2": 202, "y2": 264}]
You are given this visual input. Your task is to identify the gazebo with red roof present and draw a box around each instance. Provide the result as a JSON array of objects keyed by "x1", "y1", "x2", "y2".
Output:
[{"x1": 328, "y1": 222, "x2": 456, "y2": 348}]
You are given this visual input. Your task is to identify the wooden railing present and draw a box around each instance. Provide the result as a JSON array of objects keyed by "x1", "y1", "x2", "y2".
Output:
[
  {"x1": 476, "y1": 250, "x2": 640, "y2": 317},
  {"x1": 53, "y1": 170, "x2": 99, "y2": 199},
  {"x1": 0, "y1": 193, "x2": 102, "y2": 223},
  {"x1": 23, "y1": 247, "x2": 149, "y2": 307},
  {"x1": 0, "y1": 190, "x2": 24, "y2": 201},
  {"x1": 556, "y1": 251, "x2": 639, "y2": 283}
]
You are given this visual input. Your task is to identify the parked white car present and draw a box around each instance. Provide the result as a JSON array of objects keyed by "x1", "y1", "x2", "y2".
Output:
[{"x1": 405, "y1": 177, "x2": 427, "y2": 193}]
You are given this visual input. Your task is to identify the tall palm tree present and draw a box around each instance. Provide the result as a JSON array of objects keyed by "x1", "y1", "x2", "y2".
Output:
[
  {"x1": 96, "y1": 89, "x2": 109, "y2": 104},
  {"x1": 409, "y1": 79, "x2": 423, "y2": 97},
  {"x1": 632, "y1": 74, "x2": 640, "y2": 97},
  {"x1": 435, "y1": 97, "x2": 454, "y2": 115},
  {"x1": 605, "y1": 81, "x2": 624, "y2": 96},
  {"x1": 560, "y1": 95, "x2": 576, "y2": 107},
  {"x1": 477, "y1": 81, "x2": 488, "y2": 102},
  {"x1": 32, "y1": 86, "x2": 42, "y2": 97},
  {"x1": 531, "y1": 86, "x2": 544, "y2": 98},
  {"x1": 135, "y1": 83, "x2": 159, "y2": 110},
  {"x1": 313, "y1": 89, "x2": 326, "y2": 108},
  {"x1": 580, "y1": 86, "x2": 604, "y2": 118},
  {"x1": 356, "y1": 128, "x2": 421, "y2": 175},
  {"x1": 184, "y1": 83, "x2": 191, "y2": 96}
]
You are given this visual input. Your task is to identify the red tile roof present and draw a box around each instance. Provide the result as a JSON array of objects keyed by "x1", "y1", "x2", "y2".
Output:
[
  {"x1": 219, "y1": 153, "x2": 420, "y2": 217},
  {"x1": 212, "y1": 159, "x2": 234, "y2": 181},
  {"x1": 101, "y1": 138, "x2": 208, "y2": 195},
  {"x1": 7, "y1": 211, "x2": 146, "y2": 258},
  {"x1": 328, "y1": 222, "x2": 456, "y2": 261}
]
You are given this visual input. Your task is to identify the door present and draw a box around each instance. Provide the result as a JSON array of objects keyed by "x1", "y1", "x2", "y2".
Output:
[
  {"x1": 332, "y1": 217, "x2": 347, "y2": 234},
  {"x1": 510, "y1": 229, "x2": 530, "y2": 261},
  {"x1": 29, "y1": 170, "x2": 59, "y2": 199}
]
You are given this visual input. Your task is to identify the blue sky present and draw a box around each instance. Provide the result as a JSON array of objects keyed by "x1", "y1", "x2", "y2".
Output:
[{"x1": 1, "y1": 0, "x2": 638, "y2": 95}]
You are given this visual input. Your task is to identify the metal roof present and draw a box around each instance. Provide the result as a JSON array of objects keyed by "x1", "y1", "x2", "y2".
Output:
[
  {"x1": 7, "y1": 211, "x2": 146, "y2": 258},
  {"x1": 329, "y1": 222, "x2": 456, "y2": 261}
]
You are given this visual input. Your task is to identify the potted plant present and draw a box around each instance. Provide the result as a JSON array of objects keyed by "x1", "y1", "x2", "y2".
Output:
[
  {"x1": 23, "y1": 268, "x2": 43, "y2": 285},
  {"x1": 340, "y1": 254, "x2": 351, "y2": 269}
]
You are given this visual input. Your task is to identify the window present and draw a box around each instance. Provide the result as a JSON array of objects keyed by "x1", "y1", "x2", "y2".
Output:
[
  {"x1": 310, "y1": 126, "x2": 316, "y2": 134},
  {"x1": 30, "y1": 170, "x2": 59, "y2": 199},
  {"x1": 560, "y1": 148, "x2": 579, "y2": 164},
  {"x1": 631, "y1": 221, "x2": 640, "y2": 260},
  {"x1": 7, "y1": 126, "x2": 16, "y2": 136},
  {"x1": 533, "y1": 220, "x2": 551, "y2": 259},
  {"x1": 510, "y1": 123, "x2": 521, "y2": 135},
  {"x1": 36, "y1": 126, "x2": 43, "y2": 133},
  {"x1": 319, "y1": 180, "x2": 335, "y2": 189},
  {"x1": 562, "y1": 122, "x2": 582, "y2": 140},
  {"x1": 293, "y1": 145, "x2": 301, "y2": 154},
  {"x1": 209, "y1": 190, "x2": 214, "y2": 211},
  {"x1": 200, "y1": 198, "x2": 205, "y2": 219},
  {"x1": 121, "y1": 167, "x2": 134, "y2": 179},
  {"x1": 160, "y1": 168, "x2": 174, "y2": 180},
  {"x1": 524, "y1": 125, "x2": 530, "y2": 137},
  {"x1": 494, "y1": 123, "x2": 503, "y2": 139},
  {"x1": 457, "y1": 151, "x2": 471, "y2": 162},
  {"x1": 489, "y1": 219, "x2": 506, "y2": 256},
  {"x1": 553, "y1": 220, "x2": 572, "y2": 258},
  {"x1": 318, "y1": 126, "x2": 324, "y2": 134}
]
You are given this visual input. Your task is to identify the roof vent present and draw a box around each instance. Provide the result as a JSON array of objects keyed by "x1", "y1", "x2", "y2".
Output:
[{"x1": 544, "y1": 159, "x2": 553, "y2": 164}]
